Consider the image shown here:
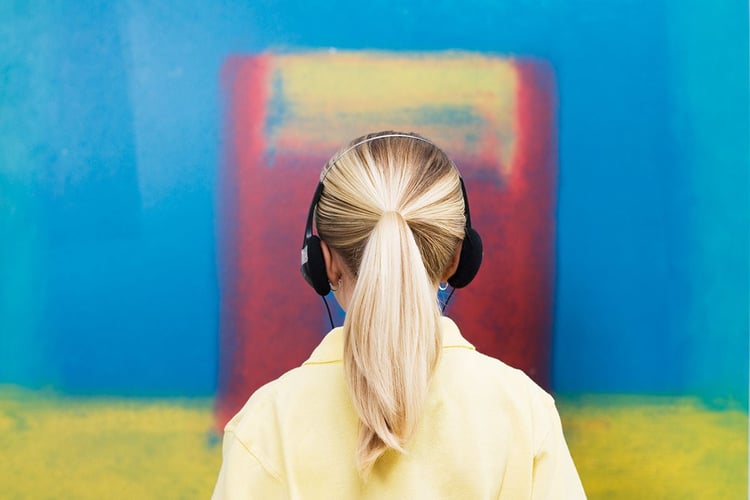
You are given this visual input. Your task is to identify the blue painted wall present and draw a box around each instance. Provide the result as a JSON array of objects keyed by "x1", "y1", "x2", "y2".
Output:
[{"x1": 0, "y1": 0, "x2": 747, "y2": 403}]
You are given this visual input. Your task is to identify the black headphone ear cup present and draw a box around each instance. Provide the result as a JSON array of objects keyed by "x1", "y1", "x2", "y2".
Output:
[
  {"x1": 448, "y1": 228, "x2": 483, "y2": 289},
  {"x1": 302, "y1": 235, "x2": 331, "y2": 296}
]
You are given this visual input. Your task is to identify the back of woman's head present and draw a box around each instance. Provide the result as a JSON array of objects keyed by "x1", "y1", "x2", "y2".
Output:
[{"x1": 315, "y1": 131, "x2": 466, "y2": 476}]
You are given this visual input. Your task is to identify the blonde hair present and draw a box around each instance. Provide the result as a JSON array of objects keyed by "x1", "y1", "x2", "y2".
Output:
[{"x1": 315, "y1": 131, "x2": 466, "y2": 475}]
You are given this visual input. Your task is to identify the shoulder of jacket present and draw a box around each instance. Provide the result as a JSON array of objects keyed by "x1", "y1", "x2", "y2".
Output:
[
  {"x1": 223, "y1": 363, "x2": 323, "y2": 434},
  {"x1": 223, "y1": 376, "x2": 281, "y2": 434}
]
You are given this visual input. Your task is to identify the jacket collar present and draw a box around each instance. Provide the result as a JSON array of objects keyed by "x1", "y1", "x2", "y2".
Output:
[{"x1": 303, "y1": 316, "x2": 475, "y2": 365}]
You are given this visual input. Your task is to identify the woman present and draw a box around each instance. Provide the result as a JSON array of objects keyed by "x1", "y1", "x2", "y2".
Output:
[{"x1": 213, "y1": 132, "x2": 585, "y2": 499}]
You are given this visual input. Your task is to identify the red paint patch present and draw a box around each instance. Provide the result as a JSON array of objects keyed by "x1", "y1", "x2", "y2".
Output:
[
  {"x1": 217, "y1": 56, "x2": 328, "y2": 426},
  {"x1": 216, "y1": 54, "x2": 558, "y2": 428},
  {"x1": 450, "y1": 60, "x2": 558, "y2": 386}
]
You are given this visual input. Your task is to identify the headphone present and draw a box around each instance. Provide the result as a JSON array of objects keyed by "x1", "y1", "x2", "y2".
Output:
[{"x1": 300, "y1": 133, "x2": 483, "y2": 297}]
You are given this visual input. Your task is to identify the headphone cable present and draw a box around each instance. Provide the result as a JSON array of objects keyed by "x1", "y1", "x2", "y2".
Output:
[
  {"x1": 441, "y1": 287, "x2": 456, "y2": 313},
  {"x1": 323, "y1": 287, "x2": 454, "y2": 329},
  {"x1": 322, "y1": 296, "x2": 335, "y2": 330}
]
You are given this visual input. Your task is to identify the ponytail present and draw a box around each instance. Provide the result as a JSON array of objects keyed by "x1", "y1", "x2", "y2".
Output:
[
  {"x1": 314, "y1": 132, "x2": 466, "y2": 476},
  {"x1": 344, "y1": 210, "x2": 442, "y2": 475}
]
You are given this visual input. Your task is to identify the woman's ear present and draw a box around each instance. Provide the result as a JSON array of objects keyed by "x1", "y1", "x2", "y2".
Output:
[
  {"x1": 320, "y1": 240, "x2": 341, "y2": 285},
  {"x1": 440, "y1": 244, "x2": 462, "y2": 282}
]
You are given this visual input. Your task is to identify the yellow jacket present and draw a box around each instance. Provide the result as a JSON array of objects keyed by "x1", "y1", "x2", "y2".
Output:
[{"x1": 213, "y1": 317, "x2": 585, "y2": 499}]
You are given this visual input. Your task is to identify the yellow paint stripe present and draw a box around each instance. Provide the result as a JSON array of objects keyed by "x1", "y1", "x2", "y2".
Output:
[
  {"x1": 265, "y1": 51, "x2": 519, "y2": 173},
  {"x1": 0, "y1": 387, "x2": 220, "y2": 499},
  {"x1": 2, "y1": 389, "x2": 745, "y2": 499},
  {"x1": 559, "y1": 394, "x2": 748, "y2": 499}
]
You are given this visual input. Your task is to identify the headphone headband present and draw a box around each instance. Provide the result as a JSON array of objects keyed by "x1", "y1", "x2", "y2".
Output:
[
  {"x1": 323, "y1": 133, "x2": 437, "y2": 180},
  {"x1": 301, "y1": 133, "x2": 483, "y2": 296}
]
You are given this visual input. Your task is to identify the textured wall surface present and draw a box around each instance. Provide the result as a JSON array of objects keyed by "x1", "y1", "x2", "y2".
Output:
[{"x1": 1, "y1": 1, "x2": 747, "y2": 498}]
